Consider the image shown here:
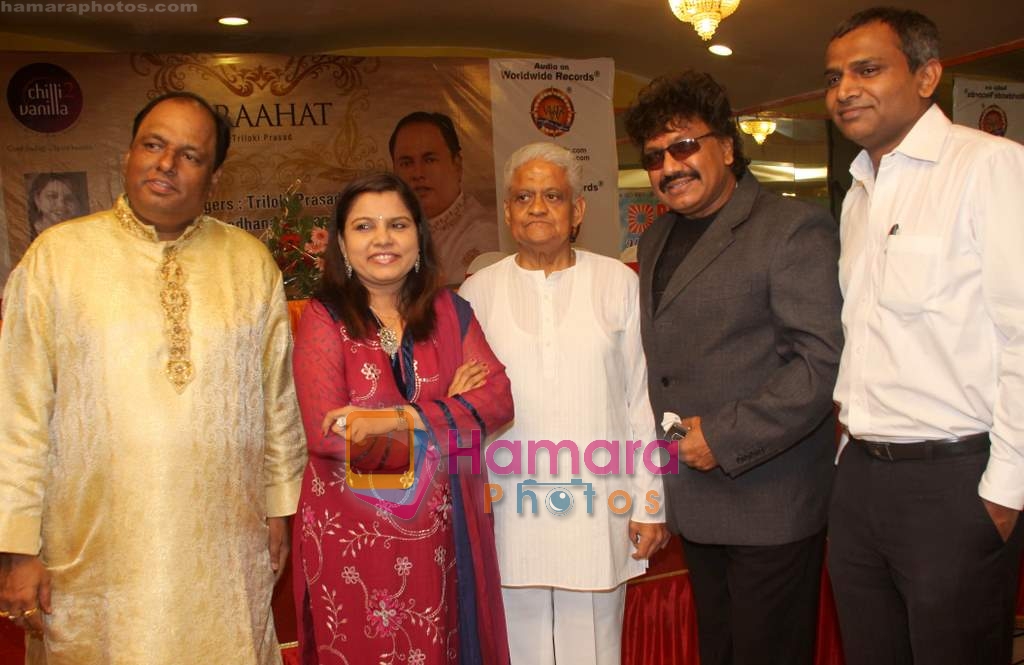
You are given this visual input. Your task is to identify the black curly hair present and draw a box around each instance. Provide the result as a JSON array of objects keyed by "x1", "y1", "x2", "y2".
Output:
[{"x1": 624, "y1": 70, "x2": 748, "y2": 179}]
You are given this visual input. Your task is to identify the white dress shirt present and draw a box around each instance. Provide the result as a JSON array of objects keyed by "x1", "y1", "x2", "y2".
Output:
[
  {"x1": 459, "y1": 251, "x2": 664, "y2": 589},
  {"x1": 834, "y1": 104, "x2": 1024, "y2": 510}
]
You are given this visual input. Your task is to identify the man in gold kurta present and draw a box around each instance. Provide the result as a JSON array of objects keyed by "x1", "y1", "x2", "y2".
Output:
[{"x1": 0, "y1": 92, "x2": 306, "y2": 664}]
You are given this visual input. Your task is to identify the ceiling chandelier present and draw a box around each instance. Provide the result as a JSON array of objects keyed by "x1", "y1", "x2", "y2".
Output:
[
  {"x1": 668, "y1": 0, "x2": 742, "y2": 41},
  {"x1": 738, "y1": 117, "x2": 777, "y2": 145}
]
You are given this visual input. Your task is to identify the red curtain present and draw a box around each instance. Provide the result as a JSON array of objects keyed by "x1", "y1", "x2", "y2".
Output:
[{"x1": 622, "y1": 538, "x2": 700, "y2": 665}]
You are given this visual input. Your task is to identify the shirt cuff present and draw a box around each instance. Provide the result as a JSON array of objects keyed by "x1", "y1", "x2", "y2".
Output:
[
  {"x1": 0, "y1": 514, "x2": 42, "y2": 555},
  {"x1": 265, "y1": 478, "x2": 301, "y2": 518},
  {"x1": 629, "y1": 484, "x2": 666, "y2": 521},
  {"x1": 978, "y1": 457, "x2": 1024, "y2": 510}
]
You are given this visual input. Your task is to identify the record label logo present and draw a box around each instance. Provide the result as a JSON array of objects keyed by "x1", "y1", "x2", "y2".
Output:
[
  {"x1": 530, "y1": 87, "x2": 575, "y2": 137},
  {"x1": 7, "y1": 63, "x2": 84, "y2": 133},
  {"x1": 979, "y1": 104, "x2": 1007, "y2": 137}
]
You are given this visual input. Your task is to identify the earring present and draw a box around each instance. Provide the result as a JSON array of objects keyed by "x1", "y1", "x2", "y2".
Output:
[
  {"x1": 342, "y1": 253, "x2": 353, "y2": 278},
  {"x1": 414, "y1": 255, "x2": 421, "y2": 273}
]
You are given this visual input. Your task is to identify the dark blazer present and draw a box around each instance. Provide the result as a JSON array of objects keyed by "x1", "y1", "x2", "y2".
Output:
[{"x1": 639, "y1": 174, "x2": 843, "y2": 546}]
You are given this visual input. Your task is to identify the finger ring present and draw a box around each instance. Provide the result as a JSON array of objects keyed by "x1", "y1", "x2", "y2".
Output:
[
  {"x1": 21, "y1": 607, "x2": 39, "y2": 618},
  {"x1": 334, "y1": 415, "x2": 347, "y2": 430}
]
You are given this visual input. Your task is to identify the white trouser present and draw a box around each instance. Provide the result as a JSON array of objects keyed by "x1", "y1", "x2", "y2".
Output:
[{"x1": 502, "y1": 585, "x2": 627, "y2": 665}]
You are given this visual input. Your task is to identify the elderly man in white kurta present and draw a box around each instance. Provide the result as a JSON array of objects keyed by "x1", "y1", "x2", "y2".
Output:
[
  {"x1": 459, "y1": 142, "x2": 670, "y2": 665},
  {"x1": 0, "y1": 92, "x2": 305, "y2": 664}
]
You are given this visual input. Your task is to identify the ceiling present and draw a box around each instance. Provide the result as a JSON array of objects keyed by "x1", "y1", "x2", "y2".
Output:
[{"x1": 1, "y1": 0, "x2": 1022, "y2": 110}]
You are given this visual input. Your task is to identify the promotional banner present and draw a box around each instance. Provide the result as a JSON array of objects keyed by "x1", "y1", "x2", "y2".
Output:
[
  {"x1": 1, "y1": 53, "x2": 619, "y2": 289},
  {"x1": 952, "y1": 77, "x2": 1024, "y2": 144},
  {"x1": 618, "y1": 189, "x2": 668, "y2": 251},
  {"x1": 489, "y1": 58, "x2": 618, "y2": 258}
]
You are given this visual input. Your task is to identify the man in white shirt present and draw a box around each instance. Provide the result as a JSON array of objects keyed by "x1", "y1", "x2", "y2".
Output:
[{"x1": 825, "y1": 8, "x2": 1024, "y2": 665}]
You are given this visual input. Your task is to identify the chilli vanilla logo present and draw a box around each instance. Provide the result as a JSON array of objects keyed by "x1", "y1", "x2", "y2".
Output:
[{"x1": 6, "y1": 62, "x2": 84, "y2": 133}]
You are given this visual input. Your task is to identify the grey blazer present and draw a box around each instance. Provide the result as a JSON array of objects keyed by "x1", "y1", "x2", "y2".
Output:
[{"x1": 638, "y1": 174, "x2": 843, "y2": 546}]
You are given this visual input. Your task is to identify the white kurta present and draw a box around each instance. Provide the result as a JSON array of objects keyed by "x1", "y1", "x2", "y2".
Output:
[
  {"x1": 0, "y1": 197, "x2": 306, "y2": 664},
  {"x1": 459, "y1": 251, "x2": 664, "y2": 590}
]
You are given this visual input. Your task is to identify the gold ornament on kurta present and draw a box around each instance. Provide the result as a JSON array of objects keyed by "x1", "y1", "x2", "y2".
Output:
[
  {"x1": 115, "y1": 195, "x2": 204, "y2": 392},
  {"x1": 159, "y1": 248, "x2": 193, "y2": 391}
]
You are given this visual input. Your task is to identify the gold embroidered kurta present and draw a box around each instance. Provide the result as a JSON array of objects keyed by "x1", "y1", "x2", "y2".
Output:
[{"x1": 0, "y1": 197, "x2": 306, "y2": 664}]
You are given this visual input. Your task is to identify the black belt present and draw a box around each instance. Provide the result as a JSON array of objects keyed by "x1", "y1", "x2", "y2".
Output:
[{"x1": 850, "y1": 432, "x2": 990, "y2": 462}]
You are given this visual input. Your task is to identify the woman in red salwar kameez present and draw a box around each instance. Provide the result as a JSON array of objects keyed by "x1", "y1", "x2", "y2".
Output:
[{"x1": 291, "y1": 173, "x2": 513, "y2": 665}]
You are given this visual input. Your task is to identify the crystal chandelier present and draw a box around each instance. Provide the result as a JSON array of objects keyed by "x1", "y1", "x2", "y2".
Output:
[
  {"x1": 668, "y1": 0, "x2": 742, "y2": 41},
  {"x1": 738, "y1": 117, "x2": 778, "y2": 145}
]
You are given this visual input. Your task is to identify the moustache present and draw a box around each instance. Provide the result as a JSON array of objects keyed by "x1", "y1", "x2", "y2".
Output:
[{"x1": 659, "y1": 170, "x2": 700, "y2": 193}]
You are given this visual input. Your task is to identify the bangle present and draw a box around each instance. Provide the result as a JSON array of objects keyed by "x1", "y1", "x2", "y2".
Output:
[{"x1": 395, "y1": 405, "x2": 406, "y2": 431}]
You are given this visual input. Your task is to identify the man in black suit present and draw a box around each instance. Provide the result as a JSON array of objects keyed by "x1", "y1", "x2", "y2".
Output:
[{"x1": 624, "y1": 71, "x2": 843, "y2": 665}]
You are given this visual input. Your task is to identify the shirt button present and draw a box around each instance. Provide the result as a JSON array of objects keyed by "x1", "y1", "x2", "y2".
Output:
[{"x1": 661, "y1": 377, "x2": 671, "y2": 387}]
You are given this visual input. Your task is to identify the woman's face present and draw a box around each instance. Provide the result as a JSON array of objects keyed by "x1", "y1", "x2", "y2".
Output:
[
  {"x1": 34, "y1": 180, "x2": 80, "y2": 232},
  {"x1": 340, "y1": 191, "x2": 420, "y2": 294}
]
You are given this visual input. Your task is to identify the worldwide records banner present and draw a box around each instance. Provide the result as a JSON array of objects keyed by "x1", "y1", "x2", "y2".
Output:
[
  {"x1": 0, "y1": 54, "x2": 618, "y2": 289},
  {"x1": 952, "y1": 77, "x2": 1024, "y2": 145}
]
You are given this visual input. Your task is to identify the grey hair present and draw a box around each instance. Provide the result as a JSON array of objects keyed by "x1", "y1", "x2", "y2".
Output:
[{"x1": 503, "y1": 142, "x2": 583, "y2": 199}]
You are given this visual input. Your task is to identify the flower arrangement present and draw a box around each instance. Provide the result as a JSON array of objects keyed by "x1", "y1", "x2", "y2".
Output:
[{"x1": 262, "y1": 181, "x2": 329, "y2": 300}]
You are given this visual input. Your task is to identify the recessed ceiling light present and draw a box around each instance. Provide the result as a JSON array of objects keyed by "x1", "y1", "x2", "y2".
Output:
[
  {"x1": 218, "y1": 17, "x2": 249, "y2": 26},
  {"x1": 708, "y1": 44, "x2": 733, "y2": 56}
]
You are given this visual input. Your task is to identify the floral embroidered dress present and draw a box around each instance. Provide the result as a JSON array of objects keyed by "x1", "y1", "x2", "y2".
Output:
[{"x1": 292, "y1": 290, "x2": 513, "y2": 665}]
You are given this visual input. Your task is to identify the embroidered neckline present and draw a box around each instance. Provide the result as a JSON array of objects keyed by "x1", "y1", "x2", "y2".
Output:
[
  {"x1": 114, "y1": 195, "x2": 207, "y2": 244},
  {"x1": 428, "y1": 192, "x2": 466, "y2": 234}
]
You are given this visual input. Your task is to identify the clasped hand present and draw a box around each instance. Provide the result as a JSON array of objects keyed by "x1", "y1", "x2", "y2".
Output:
[
  {"x1": 320, "y1": 360, "x2": 489, "y2": 440},
  {"x1": 628, "y1": 521, "x2": 671, "y2": 560}
]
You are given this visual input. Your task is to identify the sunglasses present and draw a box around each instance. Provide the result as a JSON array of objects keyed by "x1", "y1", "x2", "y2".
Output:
[{"x1": 641, "y1": 132, "x2": 716, "y2": 171}]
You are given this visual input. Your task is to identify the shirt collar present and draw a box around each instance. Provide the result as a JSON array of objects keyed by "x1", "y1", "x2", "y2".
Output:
[
  {"x1": 894, "y1": 103, "x2": 949, "y2": 162},
  {"x1": 849, "y1": 104, "x2": 950, "y2": 184}
]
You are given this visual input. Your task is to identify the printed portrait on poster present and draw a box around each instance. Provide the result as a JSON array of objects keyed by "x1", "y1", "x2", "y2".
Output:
[
  {"x1": 24, "y1": 171, "x2": 89, "y2": 239},
  {"x1": 387, "y1": 111, "x2": 499, "y2": 284}
]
